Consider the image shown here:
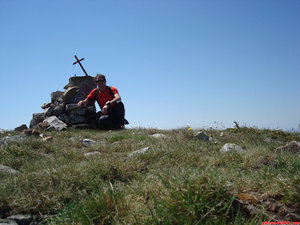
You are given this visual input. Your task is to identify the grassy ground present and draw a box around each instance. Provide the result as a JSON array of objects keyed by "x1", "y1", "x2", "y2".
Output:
[{"x1": 0, "y1": 127, "x2": 299, "y2": 224}]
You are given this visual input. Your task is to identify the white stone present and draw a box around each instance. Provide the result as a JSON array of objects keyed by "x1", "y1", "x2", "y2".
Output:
[
  {"x1": 0, "y1": 164, "x2": 19, "y2": 174},
  {"x1": 220, "y1": 143, "x2": 244, "y2": 153},
  {"x1": 43, "y1": 116, "x2": 67, "y2": 131},
  {"x1": 149, "y1": 134, "x2": 166, "y2": 138},
  {"x1": 129, "y1": 147, "x2": 151, "y2": 157},
  {"x1": 84, "y1": 151, "x2": 101, "y2": 156},
  {"x1": 82, "y1": 138, "x2": 97, "y2": 146}
]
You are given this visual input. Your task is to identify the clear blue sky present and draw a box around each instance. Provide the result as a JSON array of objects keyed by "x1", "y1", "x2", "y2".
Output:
[{"x1": 1, "y1": 0, "x2": 299, "y2": 131}]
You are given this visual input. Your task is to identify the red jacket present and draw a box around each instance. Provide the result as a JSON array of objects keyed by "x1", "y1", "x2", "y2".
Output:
[{"x1": 86, "y1": 86, "x2": 119, "y2": 109}]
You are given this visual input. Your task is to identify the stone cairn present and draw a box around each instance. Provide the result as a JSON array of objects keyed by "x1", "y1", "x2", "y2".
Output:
[{"x1": 30, "y1": 76, "x2": 98, "y2": 130}]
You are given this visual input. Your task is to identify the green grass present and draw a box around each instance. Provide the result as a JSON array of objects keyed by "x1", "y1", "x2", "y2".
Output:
[{"x1": 0, "y1": 127, "x2": 299, "y2": 224}]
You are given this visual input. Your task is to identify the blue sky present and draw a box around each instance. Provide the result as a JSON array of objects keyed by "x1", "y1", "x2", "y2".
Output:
[{"x1": 0, "y1": 0, "x2": 299, "y2": 131}]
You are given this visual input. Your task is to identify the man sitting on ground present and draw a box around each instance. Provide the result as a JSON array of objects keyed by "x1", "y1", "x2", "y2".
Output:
[{"x1": 77, "y1": 74, "x2": 127, "y2": 130}]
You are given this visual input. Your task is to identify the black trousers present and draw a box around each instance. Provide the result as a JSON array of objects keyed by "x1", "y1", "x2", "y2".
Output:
[{"x1": 97, "y1": 101, "x2": 125, "y2": 130}]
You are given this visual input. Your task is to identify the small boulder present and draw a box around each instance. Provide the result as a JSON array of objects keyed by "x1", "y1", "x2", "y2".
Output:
[
  {"x1": 63, "y1": 86, "x2": 79, "y2": 103},
  {"x1": 194, "y1": 132, "x2": 209, "y2": 142},
  {"x1": 4, "y1": 135, "x2": 26, "y2": 143},
  {"x1": 51, "y1": 90, "x2": 64, "y2": 103},
  {"x1": 37, "y1": 121, "x2": 50, "y2": 130},
  {"x1": 276, "y1": 141, "x2": 300, "y2": 154},
  {"x1": 14, "y1": 124, "x2": 28, "y2": 131},
  {"x1": 220, "y1": 143, "x2": 244, "y2": 153},
  {"x1": 0, "y1": 164, "x2": 19, "y2": 174},
  {"x1": 41, "y1": 102, "x2": 51, "y2": 109},
  {"x1": 129, "y1": 147, "x2": 151, "y2": 157},
  {"x1": 84, "y1": 151, "x2": 101, "y2": 156},
  {"x1": 149, "y1": 134, "x2": 166, "y2": 138},
  {"x1": 6, "y1": 215, "x2": 33, "y2": 225},
  {"x1": 30, "y1": 113, "x2": 45, "y2": 129},
  {"x1": 43, "y1": 116, "x2": 67, "y2": 131},
  {"x1": 41, "y1": 136, "x2": 53, "y2": 142},
  {"x1": 0, "y1": 219, "x2": 18, "y2": 225},
  {"x1": 82, "y1": 138, "x2": 97, "y2": 146}
]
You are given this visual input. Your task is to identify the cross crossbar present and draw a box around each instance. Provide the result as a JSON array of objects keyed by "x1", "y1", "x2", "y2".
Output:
[{"x1": 73, "y1": 55, "x2": 89, "y2": 76}]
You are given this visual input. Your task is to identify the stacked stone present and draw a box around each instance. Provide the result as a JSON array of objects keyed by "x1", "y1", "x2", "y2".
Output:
[{"x1": 30, "y1": 76, "x2": 98, "y2": 130}]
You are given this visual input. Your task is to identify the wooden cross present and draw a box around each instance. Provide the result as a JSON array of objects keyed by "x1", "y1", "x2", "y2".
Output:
[{"x1": 73, "y1": 55, "x2": 89, "y2": 76}]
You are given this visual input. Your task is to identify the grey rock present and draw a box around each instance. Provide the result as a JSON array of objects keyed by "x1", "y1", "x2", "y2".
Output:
[
  {"x1": 84, "y1": 151, "x2": 101, "y2": 156},
  {"x1": 66, "y1": 104, "x2": 79, "y2": 112},
  {"x1": 276, "y1": 141, "x2": 300, "y2": 154},
  {"x1": 150, "y1": 134, "x2": 166, "y2": 138},
  {"x1": 3, "y1": 135, "x2": 26, "y2": 143},
  {"x1": 53, "y1": 105, "x2": 64, "y2": 116},
  {"x1": 51, "y1": 90, "x2": 64, "y2": 103},
  {"x1": 14, "y1": 124, "x2": 28, "y2": 131},
  {"x1": 64, "y1": 76, "x2": 96, "y2": 103},
  {"x1": 41, "y1": 102, "x2": 51, "y2": 109},
  {"x1": 57, "y1": 114, "x2": 66, "y2": 122},
  {"x1": 43, "y1": 107, "x2": 54, "y2": 117},
  {"x1": 70, "y1": 108, "x2": 87, "y2": 116},
  {"x1": 6, "y1": 215, "x2": 32, "y2": 225},
  {"x1": 63, "y1": 86, "x2": 79, "y2": 103},
  {"x1": 64, "y1": 115, "x2": 87, "y2": 125},
  {"x1": 0, "y1": 219, "x2": 18, "y2": 225},
  {"x1": 129, "y1": 147, "x2": 151, "y2": 157},
  {"x1": 220, "y1": 143, "x2": 244, "y2": 153},
  {"x1": 0, "y1": 164, "x2": 19, "y2": 174},
  {"x1": 43, "y1": 116, "x2": 67, "y2": 131},
  {"x1": 30, "y1": 113, "x2": 45, "y2": 129},
  {"x1": 195, "y1": 132, "x2": 209, "y2": 141},
  {"x1": 82, "y1": 138, "x2": 97, "y2": 146}
]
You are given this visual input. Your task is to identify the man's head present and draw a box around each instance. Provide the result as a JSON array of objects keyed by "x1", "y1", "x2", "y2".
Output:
[
  {"x1": 95, "y1": 74, "x2": 107, "y2": 91},
  {"x1": 95, "y1": 74, "x2": 106, "y2": 82}
]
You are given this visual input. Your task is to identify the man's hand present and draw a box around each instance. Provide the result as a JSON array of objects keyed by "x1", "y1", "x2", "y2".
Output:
[
  {"x1": 102, "y1": 101, "x2": 110, "y2": 114},
  {"x1": 77, "y1": 100, "x2": 87, "y2": 108}
]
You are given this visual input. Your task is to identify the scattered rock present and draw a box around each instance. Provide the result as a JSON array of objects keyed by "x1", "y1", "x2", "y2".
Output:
[
  {"x1": 63, "y1": 86, "x2": 79, "y2": 103},
  {"x1": 195, "y1": 132, "x2": 209, "y2": 142},
  {"x1": 43, "y1": 107, "x2": 54, "y2": 117},
  {"x1": 65, "y1": 104, "x2": 79, "y2": 112},
  {"x1": 31, "y1": 129, "x2": 41, "y2": 137},
  {"x1": 41, "y1": 136, "x2": 53, "y2": 142},
  {"x1": 149, "y1": 134, "x2": 166, "y2": 138},
  {"x1": 275, "y1": 141, "x2": 300, "y2": 154},
  {"x1": 0, "y1": 164, "x2": 19, "y2": 174},
  {"x1": 41, "y1": 102, "x2": 51, "y2": 109},
  {"x1": 14, "y1": 124, "x2": 28, "y2": 131},
  {"x1": 30, "y1": 113, "x2": 45, "y2": 129},
  {"x1": 4, "y1": 135, "x2": 26, "y2": 143},
  {"x1": 22, "y1": 129, "x2": 33, "y2": 136},
  {"x1": 43, "y1": 116, "x2": 67, "y2": 131},
  {"x1": 69, "y1": 137, "x2": 76, "y2": 142},
  {"x1": 82, "y1": 138, "x2": 97, "y2": 146},
  {"x1": 220, "y1": 143, "x2": 244, "y2": 153},
  {"x1": 84, "y1": 151, "x2": 101, "y2": 156},
  {"x1": 0, "y1": 219, "x2": 18, "y2": 225},
  {"x1": 6, "y1": 215, "x2": 33, "y2": 225},
  {"x1": 37, "y1": 121, "x2": 50, "y2": 130},
  {"x1": 51, "y1": 90, "x2": 64, "y2": 103},
  {"x1": 129, "y1": 147, "x2": 151, "y2": 157},
  {"x1": 53, "y1": 105, "x2": 64, "y2": 116}
]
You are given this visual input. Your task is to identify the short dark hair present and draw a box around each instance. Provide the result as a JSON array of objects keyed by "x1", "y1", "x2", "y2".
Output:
[{"x1": 95, "y1": 74, "x2": 106, "y2": 82}]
